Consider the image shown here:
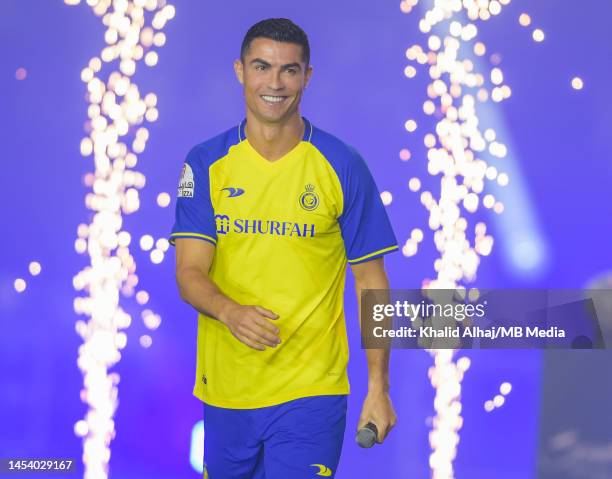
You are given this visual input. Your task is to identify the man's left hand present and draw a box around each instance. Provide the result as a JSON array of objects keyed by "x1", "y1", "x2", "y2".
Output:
[{"x1": 357, "y1": 389, "x2": 397, "y2": 444}]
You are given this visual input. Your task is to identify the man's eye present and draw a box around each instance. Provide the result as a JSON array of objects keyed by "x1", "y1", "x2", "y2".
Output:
[
  {"x1": 255, "y1": 64, "x2": 266, "y2": 71},
  {"x1": 286, "y1": 69, "x2": 297, "y2": 74}
]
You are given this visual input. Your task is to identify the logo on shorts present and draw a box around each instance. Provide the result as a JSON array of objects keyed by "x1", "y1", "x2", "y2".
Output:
[
  {"x1": 299, "y1": 184, "x2": 319, "y2": 211},
  {"x1": 178, "y1": 163, "x2": 194, "y2": 198},
  {"x1": 310, "y1": 464, "x2": 332, "y2": 477}
]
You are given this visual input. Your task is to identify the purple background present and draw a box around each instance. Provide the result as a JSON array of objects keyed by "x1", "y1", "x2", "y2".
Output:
[{"x1": 1, "y1": 0, "x2": 611, "y2": 478}]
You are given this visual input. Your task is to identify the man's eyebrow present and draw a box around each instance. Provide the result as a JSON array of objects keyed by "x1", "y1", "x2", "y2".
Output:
[
  {"x1": 250, "y1": 58, "x2": 272, "y2": 67},
  {"x1": 249, "y1": 58, "x2": 302, "y2": 70},
  {"x1": 280, "y1": 62, "x2": 302, "y2": 71}
]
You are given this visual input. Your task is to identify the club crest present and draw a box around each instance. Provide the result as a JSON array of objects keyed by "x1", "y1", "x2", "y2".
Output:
[{"x1": 299, "y1": 184, "x2": 319, "y2": 211}]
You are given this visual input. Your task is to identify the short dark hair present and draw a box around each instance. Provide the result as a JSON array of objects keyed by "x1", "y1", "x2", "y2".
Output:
[{"x1": 241, "y1": 18, "x2": 310, "y2": 67}]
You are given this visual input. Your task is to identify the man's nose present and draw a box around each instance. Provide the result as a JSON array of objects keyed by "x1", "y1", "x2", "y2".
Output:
[{"x1": 268, "y1": 71, "x2": 285, "y2": 91}]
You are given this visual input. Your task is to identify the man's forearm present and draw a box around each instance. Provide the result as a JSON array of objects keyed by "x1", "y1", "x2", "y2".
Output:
[
  {"x1": 177, "y1": 267, "x2": 239, "y2": 323},
  {"x1": 174, "y1": 237, "x2": 280, "y2": 354},
  {"x1": 366, "y1": 348, "x2": 390, "y2": 392},
  {"x1": 352, "y1": 259, "x2": 397, "y2": 441},
  {"x1": 354, "y1": 273, "x2": 391, "y2": 393}
]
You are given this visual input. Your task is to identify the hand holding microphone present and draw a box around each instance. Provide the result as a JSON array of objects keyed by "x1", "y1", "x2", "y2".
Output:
[
  {"x1": 356, "y1": 389, "x2": 397, "y2": 447},
  {"x1": 356, "y1": 422, "x2": 378, "y2": 448}
]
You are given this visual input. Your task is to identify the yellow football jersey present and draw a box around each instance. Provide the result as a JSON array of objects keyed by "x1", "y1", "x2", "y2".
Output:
[{"x1": 170, "y1": 118, "x2": 397, "y2": 408}]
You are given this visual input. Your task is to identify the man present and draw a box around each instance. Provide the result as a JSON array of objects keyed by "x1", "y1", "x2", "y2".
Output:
[{"x1": 170, "y1": 18, "x2": 398, "y2": 479}]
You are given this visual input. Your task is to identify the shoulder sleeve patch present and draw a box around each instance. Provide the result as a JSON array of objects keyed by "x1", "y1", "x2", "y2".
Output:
[{"x1": 178, "y1": 163, "x2": 195, "y2": 198}]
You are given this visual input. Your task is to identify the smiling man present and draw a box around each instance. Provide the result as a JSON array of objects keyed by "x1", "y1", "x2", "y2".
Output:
[{"x1": 170, "y1": 18, "x2": 398, "y2": 479}]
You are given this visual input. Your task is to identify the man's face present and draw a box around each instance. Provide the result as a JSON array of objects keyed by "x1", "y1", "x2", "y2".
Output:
[{"x1": 234, "y1": 37, "x2": 313, "y2": 125}]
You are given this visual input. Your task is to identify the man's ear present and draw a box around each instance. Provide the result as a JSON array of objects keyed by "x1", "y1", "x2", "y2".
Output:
[
  {"x1": 304, "y1": 65, "x2": 313, "y2": 89},
  {"x1": 234, "y1": 59, "x2": 244, "y2": 85}
]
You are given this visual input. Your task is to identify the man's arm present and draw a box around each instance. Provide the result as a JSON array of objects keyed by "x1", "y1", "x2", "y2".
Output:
[
  {"x1": 351, "y1": 257, "x2": 397, "y2": 443},
  {"x1": 175, "y1": 238, "x2": 281, "y2": 351}
]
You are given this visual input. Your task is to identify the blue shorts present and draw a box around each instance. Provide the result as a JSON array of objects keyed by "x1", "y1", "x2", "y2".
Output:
[{"x1": 203, "y1": 395, "x2": 347, "y2": 479}]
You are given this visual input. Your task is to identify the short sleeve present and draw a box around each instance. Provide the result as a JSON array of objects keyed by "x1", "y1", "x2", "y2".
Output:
[
  {"x1": 339, "y1": 152, "x2": 398, "y2": 264},
  {"x1": 169, "y1": 146, "x2": 217, "y2": 246}
]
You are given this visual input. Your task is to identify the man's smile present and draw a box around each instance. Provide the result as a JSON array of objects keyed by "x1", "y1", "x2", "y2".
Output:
[{"x1": 260, "y1": 95, "x2": 288, "y2": 105}]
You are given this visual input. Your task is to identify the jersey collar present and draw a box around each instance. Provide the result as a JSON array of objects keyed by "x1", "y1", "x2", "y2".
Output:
[{"x1": 238, "y1": 116, "x2": 313, "y2": 143}]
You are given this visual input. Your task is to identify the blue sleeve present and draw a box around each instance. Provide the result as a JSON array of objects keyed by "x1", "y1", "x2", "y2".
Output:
[
  {"x1": 169, "y1": 146, "x2": 217, "y2": 246},
  {"x1": 339, "y1": 151, "x2": 398, "y2": 264}
]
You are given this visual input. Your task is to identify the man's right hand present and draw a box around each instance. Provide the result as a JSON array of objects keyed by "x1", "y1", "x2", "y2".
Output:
[{"x1": 219, "y1": 304, "x2": 281, "y2": 351}]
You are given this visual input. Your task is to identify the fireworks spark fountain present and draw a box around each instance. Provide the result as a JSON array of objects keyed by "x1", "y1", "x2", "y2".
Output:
[
  {"x1": 400, "y1": 0, "x2": 514, "y2": 476},
  {"x1": 66, "y1": 0, "x2": 174, "y2": 477}
]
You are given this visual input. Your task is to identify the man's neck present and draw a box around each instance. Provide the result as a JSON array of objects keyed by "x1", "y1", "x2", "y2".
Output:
[{"x1": 244, "y1": 111, "x2": 305, "y2": 162}]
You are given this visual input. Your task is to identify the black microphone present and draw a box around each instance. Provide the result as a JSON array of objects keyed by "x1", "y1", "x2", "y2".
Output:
[{"x1": 356, "y1": 422, "x2": 378, "y2": 448}]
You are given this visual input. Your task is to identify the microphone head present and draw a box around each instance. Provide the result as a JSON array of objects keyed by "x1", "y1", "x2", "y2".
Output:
[{"x1": 356, "y1": 422, "x2": 378, "y2": 448}]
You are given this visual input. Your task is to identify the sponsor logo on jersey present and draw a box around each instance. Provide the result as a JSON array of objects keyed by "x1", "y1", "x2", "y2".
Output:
[
  {"x1": 214, "y1": 214, "x2": 315, "y2": 238},
  {"x1": 299, "y1": 184, "x2": 319, "y2": 211},
  {"x1": 178, "y1": 163, "x2": 194, "y2": 198},
  {"x1": 215, "y1": 214, "x2": 231, "y2": 235}
]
